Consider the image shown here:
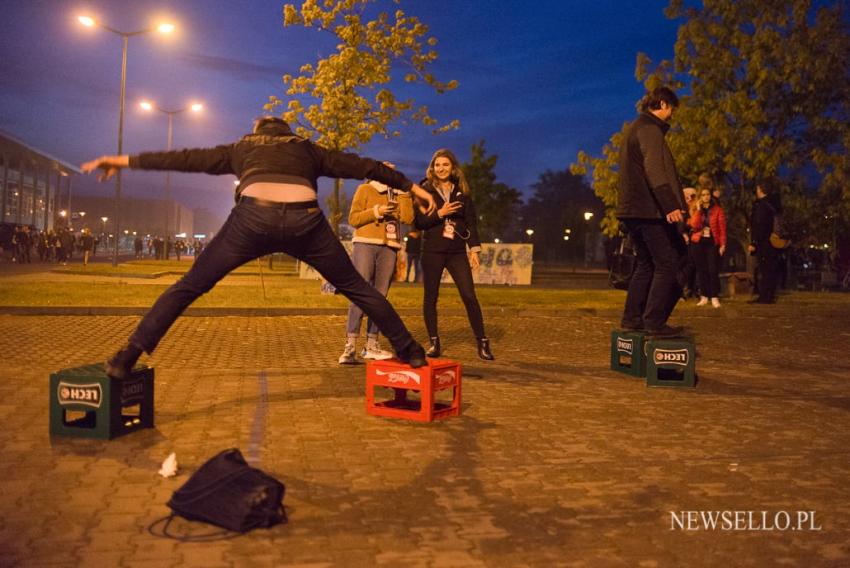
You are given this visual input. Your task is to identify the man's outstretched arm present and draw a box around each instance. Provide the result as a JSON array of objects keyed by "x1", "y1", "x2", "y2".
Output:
[{"x1": 81, "y1": 155, "x2": 130, "y2": 182}]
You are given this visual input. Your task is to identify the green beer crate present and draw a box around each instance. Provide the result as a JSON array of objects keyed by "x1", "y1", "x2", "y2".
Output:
[
  {"x1": 645, "y1": 337, "x2": 697, "y2": 388},
  {"x1": 610, "y1": 330, "x2": 647, "y2": 377},
  {"x1": 49, "y1": 363, "x2": 154, "y2": 439}
]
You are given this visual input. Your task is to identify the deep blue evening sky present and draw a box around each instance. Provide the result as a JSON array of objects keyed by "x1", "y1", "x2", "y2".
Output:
[{"x1": 0, "y1": 0, "x2": 679, "y2": 221}]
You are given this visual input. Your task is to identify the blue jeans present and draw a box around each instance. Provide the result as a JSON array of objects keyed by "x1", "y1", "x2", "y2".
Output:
[
  {"x1": 346, "y1": 242, "x2": 398, "y2": 337},
  {"x1": 621, "y1": 219, "x2": 685, "y2": 330},
  {"x1": 129, "y1": 201, "x2": 417, "y2": 355}
]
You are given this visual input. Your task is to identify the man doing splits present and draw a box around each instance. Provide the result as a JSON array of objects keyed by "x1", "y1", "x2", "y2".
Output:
[{"x1": 82, "y1": 117, "x2": 436, "y2": 378}]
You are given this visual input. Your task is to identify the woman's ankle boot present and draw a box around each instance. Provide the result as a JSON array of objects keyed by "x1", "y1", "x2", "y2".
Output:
[
  {"x1": 426, "y1": 337, "x2": 441, "y2": 358},
  {"x1": 477, "y1": 337, "x2": 495, "y2": 361}
]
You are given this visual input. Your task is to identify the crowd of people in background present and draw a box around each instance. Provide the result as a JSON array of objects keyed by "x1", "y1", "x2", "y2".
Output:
[
  {"x1": 0, "y1": 224, "x2": 205, "y2": 265},
  {"x1": 1, "y1": 225, "x2": 83, "y2": 265},
  {"x1": 680, "y1": 174, "x2": 794, "y2": 306}
]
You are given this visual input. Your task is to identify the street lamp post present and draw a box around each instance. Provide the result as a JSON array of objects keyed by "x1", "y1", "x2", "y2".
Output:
[
  {"x1": 583, "y1": 211, "x2": 594, "y2": 267},
  {"x1": 140, "y1": 101, "x2": 202, "y2": 239},
  {"x1": 101, "y1": 216, "x2": 108, "y2": 250},
  {"x1": 78, "y1": 15, "x2": 174, "y2": 266}
]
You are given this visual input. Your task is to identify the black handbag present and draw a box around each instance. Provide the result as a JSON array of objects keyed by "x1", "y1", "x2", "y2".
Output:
[
  {"x1": 608, "y1": 236, "x2": 636, "y2": 290},
  {"x1": 153, "y1": 448, "x2": 286, "y2": 539}
]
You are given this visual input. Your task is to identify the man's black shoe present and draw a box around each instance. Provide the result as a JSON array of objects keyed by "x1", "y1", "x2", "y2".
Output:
[
  {"x1": 105, "y1": 343, "x2": 143, "y2": 380},
  {"x1": 398, "y1": 343, "x2": 427, "y2": 368},
  {"x1": 645, "y1": 324, "x2": 684, "y2": 338}
]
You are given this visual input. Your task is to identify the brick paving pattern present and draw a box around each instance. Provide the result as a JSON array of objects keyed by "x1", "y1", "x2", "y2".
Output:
[{"x1": 0, "y1": 306, "x2": 849, "y2": 566}]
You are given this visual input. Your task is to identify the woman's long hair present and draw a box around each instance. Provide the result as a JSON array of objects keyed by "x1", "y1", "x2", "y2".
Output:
[{"x1": 426, "y1": 149, "x2": 469, "y2": 195}]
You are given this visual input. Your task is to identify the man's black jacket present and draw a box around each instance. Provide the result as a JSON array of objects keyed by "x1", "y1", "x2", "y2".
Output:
[
  {"x1": 751, "y1": 194, "x2": 781, "y2": 251},
  {"x1": 128, "y1": 122, "x2": 413, "y2": 201},
  {"x1": 617, "y1": 112, "x2": 684, "y2": 220}
]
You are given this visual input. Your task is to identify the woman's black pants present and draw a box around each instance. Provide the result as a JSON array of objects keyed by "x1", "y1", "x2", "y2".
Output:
[
  {"x1": 421, "y1": 251, "x2": 486, "y2": 339},
  {"x1": 694, "y1": 236, "x2": 721, "y2": 298}
]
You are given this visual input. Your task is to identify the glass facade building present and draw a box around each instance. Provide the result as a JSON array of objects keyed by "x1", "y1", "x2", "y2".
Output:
[{"x1": 1, "y1": 130, "x2": 79, "y2": 232}]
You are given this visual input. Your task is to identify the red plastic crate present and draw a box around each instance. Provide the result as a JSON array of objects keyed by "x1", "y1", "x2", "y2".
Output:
[{"x1": 365, "y1": 358, "x2": 462, "y2": 422}]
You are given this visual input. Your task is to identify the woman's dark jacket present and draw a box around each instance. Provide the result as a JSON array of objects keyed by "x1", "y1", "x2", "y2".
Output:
[
  {"x1": 128, "y1": 122, "x2": 413, "y2": 201},
  {"x1": 414, "y1": 179, "x2": 481, "y2": 254}
]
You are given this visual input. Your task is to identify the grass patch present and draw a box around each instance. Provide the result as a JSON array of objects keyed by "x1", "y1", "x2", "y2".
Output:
[
  {"x1": 0, "y1": 275, "x2": 625, "y2": 309},
  {"x1": 52, "y1": 258, "x2": 297, "y2": 277},
  {"x1": 1, "y1": 268, "x2": 846, "y2": 312}
]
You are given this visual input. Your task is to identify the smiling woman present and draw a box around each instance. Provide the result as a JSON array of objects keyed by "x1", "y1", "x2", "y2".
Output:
[{"x1": 415, "y1": 148, "x2": 494, "y2": 361}]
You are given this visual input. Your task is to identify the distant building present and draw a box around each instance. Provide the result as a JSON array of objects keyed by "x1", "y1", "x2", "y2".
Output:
[
  {"x1": 191, "y1": 208, "x2": 225, "y2": 239},
  {"x1": 0, "y1": 129, "x2": 79, "y2": 233},
  {"x1": 71, "y1": 194, "x2": 198, "y2": 240}
]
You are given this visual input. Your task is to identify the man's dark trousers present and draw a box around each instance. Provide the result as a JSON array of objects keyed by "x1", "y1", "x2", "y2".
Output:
[
  {"x1": 621, "y1": 219, "x2": 684, "y2": 330},
  {"x1": 756, "y1": 246, "x2": 780, "y2": 302},
  {"x1": 128, "y1": 200, "x2": 418, "y2": 355}
]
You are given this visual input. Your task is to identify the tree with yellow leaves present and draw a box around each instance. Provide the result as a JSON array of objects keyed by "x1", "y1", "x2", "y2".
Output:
[{"x1": 266, "y1": 0, "x2": 458, "y2": 233}]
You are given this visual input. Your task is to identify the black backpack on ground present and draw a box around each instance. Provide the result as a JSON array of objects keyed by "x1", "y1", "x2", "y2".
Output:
[{"x1": 150, "y1": 448, "x2": 286, "y2": 540}]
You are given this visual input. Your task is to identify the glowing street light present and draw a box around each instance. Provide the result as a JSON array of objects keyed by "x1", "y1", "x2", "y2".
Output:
[
  {"x1": 525, "y1": 229, "x2": 534, "y2": 237},
  {"x1": 77, "y1": 13, "x2": 175, "y2": 265},
  {"x1": 140, "y1": 99, "x2": 203, "y2": 237},
  {"x1": 584, "y1": 211, "x2": 594, "y2": 221}
]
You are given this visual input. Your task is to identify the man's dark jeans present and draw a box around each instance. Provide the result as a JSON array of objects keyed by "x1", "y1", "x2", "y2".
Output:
[
  {"x1": 756, "y1": 245, "x2": 781, "y2": 302},
  {"x1": 621, "y1": 219, "x2": 685, "y2": 330},
  {"x1": 129, "y1": 201, "x2": 417, "y2": 356}
]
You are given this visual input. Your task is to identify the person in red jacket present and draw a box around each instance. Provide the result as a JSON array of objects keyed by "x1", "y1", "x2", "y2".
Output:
[{"x1": 689, "y1": 187, "x2": 727, "y2": 307}]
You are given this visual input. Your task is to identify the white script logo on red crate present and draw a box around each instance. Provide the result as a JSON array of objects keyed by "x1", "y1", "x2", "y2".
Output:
[
  {"x1": 375, "y1": 369, "x2": 422, "y2": 385},
  {"x1": 435, "y1": 370, "x2": 457, "y2": 386}
]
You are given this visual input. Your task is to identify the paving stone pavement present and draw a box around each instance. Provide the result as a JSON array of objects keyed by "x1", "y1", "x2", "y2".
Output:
[{"x1": 0, "y1": 305, "x2": 849, "y2": 567}]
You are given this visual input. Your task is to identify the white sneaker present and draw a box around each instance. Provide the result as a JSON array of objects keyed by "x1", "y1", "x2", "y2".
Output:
[
  {"x1": 363, "y1": 338, "x2": 393, "y2": 360},
  {"x1": 338, "y1": 342, "x2": 357, "y2": 365},
  {"x1": 711, "y1": 297, "x2": 721, "y2": 308},
  {"x1": 696, "y1": 296, "x2": 708, "y2": 306},
  {"x1": 363, "y1": 346, "x2": 394, "y2": 360}
]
